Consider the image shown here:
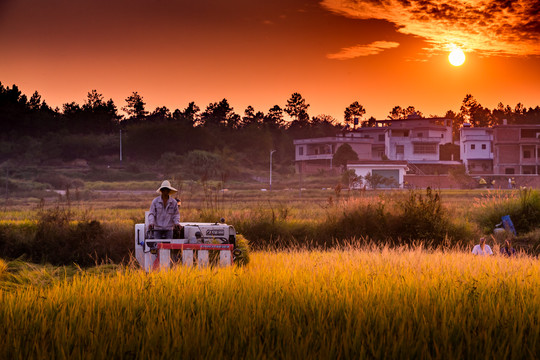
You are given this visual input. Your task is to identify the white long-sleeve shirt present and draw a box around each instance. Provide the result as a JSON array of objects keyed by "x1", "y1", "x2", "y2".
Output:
[
  {"x1": 472, "y1": 244, "x2": 493, "y2": 256},
  {"x1": 148, "y1": 196, "x2": 180, "y2": 230}
]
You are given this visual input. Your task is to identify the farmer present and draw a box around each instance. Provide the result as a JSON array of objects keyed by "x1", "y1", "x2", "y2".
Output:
[
  {"x1": 500, "y1": 238, "x2": 516, "y2": 257},
  {"x1": 148, "y1": 180, "x2": 181, "y2": 239},
  {"x1": 471, "y1": 237, "x2": 493, "y2": 256}
]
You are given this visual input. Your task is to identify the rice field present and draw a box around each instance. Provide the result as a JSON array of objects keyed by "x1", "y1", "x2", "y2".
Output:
[{"x1": 1, "y1": 247, "x2": 539, "y2": 359}]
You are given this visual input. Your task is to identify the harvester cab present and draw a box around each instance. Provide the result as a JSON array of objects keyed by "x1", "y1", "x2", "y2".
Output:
[{"x1": 135, "y1": 212, "x2": 240, "y2": 271}]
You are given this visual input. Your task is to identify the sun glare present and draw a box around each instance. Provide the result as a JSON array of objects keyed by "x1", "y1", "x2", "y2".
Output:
[{"x1": 448, "y1": 48, "x2": 466, "y2": 66}]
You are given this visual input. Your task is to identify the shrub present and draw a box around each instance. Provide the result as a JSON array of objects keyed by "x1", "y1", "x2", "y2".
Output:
[
  {"x1": 396, "y1": 188, "x2": 449, "y2": 245},
  {"x1": 472, "y1": 188, "x2": 540, "y2": 235},
  {"x1": 319, "y1": 200, "x2": 390, "y2": 243},
  {"x1": 234, "y1": 234, "x2": 251, "y2": 266},
  {"x1": 0, "y1": 222, "x2": 36, "y2": 259},
  {"x1": 19, "y1": 208, "x2": 132, "y2": 266}
]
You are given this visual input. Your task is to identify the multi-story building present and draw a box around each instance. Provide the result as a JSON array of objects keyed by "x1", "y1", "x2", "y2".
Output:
[
  {"x1": 294, "y1": 116, "x2": 455, "y2": 174},
  {"x1": 460, "y1": 125, "x2": 493, "y2": 174},
  {"x1": 293, "y1": 117, "x2": 540, "y2": 188},
  {"x1": 492, "y1": 123, "x2": 540, "y2": 175},
  {"x1": 382, "y1": 117, "x2": 453, "y2": 162},
  {"x1": 293, "y1": 127, "x2": 386, "y2": 173}
]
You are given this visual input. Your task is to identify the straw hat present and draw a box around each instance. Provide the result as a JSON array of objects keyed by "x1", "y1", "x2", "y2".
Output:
[{"x1": 156, "y1": 180, "x2": 177, "y2": 194}]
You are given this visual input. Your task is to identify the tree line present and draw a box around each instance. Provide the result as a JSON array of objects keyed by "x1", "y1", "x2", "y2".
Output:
[{"x1": 1, "y1": 81, "x2": 539, "y2": 168}]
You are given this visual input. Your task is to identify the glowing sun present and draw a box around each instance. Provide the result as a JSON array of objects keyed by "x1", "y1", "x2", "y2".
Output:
[{"x1": 448, "y1": 48, "x2": 466, "y2": 66}]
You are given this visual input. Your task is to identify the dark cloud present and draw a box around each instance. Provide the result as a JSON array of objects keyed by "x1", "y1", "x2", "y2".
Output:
[{"x1": 321, "y1": 0, "x2": 540, "y2": 56}]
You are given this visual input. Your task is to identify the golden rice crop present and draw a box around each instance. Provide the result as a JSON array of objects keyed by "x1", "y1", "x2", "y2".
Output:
[{"x1": 1, "y1": 247, "x2": 539, "y2": 359}]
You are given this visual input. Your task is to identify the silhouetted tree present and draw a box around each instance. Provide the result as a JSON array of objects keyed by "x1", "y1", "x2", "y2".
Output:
[
  {"x1": 362, "y1": 116, "x2": 377, "y2": 128},
  {"x1": 310, "y1": 114, "x2": 340, "y2": 137},
  {"x1": 200, "y1": 98, "x2": 240, "y2": 128},
  {"x1": 241, "y1": 105, "x2": 264, "y2": 127},
  {"x1": 344, "y1": 101, "x2": 366, "y2": 128},
  {"x1": 492, "y1": 102, "x2": 511, "y2": 126},
  {"x1": 172, "y1": 101, "x2": 200, "y2": 126},
  {"x1": 148, "y1": 106, "x2": 171, "y2": 122},
  {"x1": 388, "y1": 106, "x2": 423, "y2": 119},
  {"x1": 459, "y1": 94, "x2": 492, "y2": 127},
  {"x1": 263, "y1": 105, "x2": 284, "y2": 129},
  {"x1": 285, "y1": 92, "x2": 310, "y2": 127},
  {"x1": 122, "y1": 92, "x2": 147, "y2": 120},
  {"x1": 333, "y1": 143, "x2": 359, "y2": 170},
  {"x1": 28, "y1": 91, "x2": 42, "y2": 110},
  {"x1": 81, "y1": 90, "x2": 121, "y2": 132}
]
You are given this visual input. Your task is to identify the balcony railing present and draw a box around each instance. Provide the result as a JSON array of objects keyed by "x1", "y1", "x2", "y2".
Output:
[
  {"x1": 297, "y1": 154, "x2": 334, "y2": 161},
  {"x1": 409, "y1": 136, "x2": 444, "y2": 143},
  {"x1": 462, "y1": 136, "x2": 492, "y2": 141}
]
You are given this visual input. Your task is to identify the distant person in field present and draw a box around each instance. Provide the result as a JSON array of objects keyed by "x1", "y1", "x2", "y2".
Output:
[
  {"x1": 472, "y1": 237, "x2": 493, "y2": 256},
  {"x1": 500, "y1": 238, "x2": 516, "y2": 257},
  {"x1": 148, "y1": 180, "x2": 181, "y2": 239}
]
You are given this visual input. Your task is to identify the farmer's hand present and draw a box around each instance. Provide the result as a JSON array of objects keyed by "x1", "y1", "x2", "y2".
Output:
[
  {"x1": 149, "y1": 224, "x2": 154, "y2": 230},
  {"x1": 174, "y1": 224, "x2": 181, "y2": 230}
]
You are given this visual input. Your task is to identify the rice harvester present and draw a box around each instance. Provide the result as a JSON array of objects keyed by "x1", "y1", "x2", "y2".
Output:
[{"x1": 135, "y1": 212, "x2": 240, "y2": 271}]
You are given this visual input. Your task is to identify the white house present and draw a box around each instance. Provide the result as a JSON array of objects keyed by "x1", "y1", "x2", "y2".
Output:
[
  {"x1": 293, "y1": 116, "x2": 454, "y2": 175},
  {"x1": 381, "y1": 117, "x2": 453, "y2": 163},
  {"x1": 347, "y1": 161, "x2": 409, "y2": 189},
  {"x1": 460, "y1": 125, "x2": 493, "y2": 174}
]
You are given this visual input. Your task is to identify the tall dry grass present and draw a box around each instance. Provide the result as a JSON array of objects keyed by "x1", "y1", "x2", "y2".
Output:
[{"x1": 1, "y1": 247, "x2": 539, "y2": 359}]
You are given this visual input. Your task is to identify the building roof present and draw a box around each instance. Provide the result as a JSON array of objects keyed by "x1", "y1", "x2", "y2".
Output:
[
  {"x1": 351, "y1": 127, "x2": 386, "y2": 132},
  {"x1": 376, "y1": 117, "x2": 450, "y2": 124},
  {"x1": 492, "y1": 124, "x2": 540, "y2": 129},
  {"x1": 348, "y1": 160, "x2": 408, "y2": 165},
  {"x1": 293, "y1": 136, "x2": 372, "y2": 144}
]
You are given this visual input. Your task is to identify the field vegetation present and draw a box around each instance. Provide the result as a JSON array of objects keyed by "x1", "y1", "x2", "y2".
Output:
[
  {"x1": 2, "y1": 185, "x2": 540, "y2": 266},
  {"x1": 1, "y1": 179, "x2": 540, "y2": 358},
  {"x1": 1, "y1": 247, "x2": 539, "y2": 359}
]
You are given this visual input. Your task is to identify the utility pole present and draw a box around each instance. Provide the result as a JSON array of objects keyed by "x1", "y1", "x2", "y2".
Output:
[
  {"x1": 4, "y1": 167, "x2": 8, "y2": 208},
  {"x1": 270, "y1": 150, "x2": 276, "y2": 191},
  {"x1": 119, "y1": 129, "x2": 123, "y2": 163},
  {"x1": 299, "y1": 162, "x2": 303, "y2": 198}
]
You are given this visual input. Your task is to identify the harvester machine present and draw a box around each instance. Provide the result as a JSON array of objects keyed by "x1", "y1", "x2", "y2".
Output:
[{"x1": 135, "y1": 212, "x2": 240, "y2": 271}]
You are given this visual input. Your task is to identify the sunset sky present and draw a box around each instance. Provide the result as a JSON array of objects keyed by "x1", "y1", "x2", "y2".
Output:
[{"x1": 1, "y1": 0, "x2": 539, "y2": 122}]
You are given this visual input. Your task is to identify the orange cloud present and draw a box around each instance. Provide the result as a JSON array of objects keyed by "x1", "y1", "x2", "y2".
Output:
[
  {"x1": 321, "y1": 0, "x2": 540, "y2": 56},
  {"x1": 327, "y1": 41, "x2": 400, "y2": 59}
]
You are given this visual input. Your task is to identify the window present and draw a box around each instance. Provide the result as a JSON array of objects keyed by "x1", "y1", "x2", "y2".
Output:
[
  {"x1": 471, "y1": 144, "x2": 476, "y2": 150},
  {"x1": 378, "y1": 134, "x2": 385, "y2": 141},
  {"x1": 524, "y1": 150, "x2": 531, "y2": 159},
  {"x1": 298, "y1": 146, "x2": 303, "y2": 156},
  {"x1": 396, "y1": 145, "x2": 404, "y2": 154},
  {"x1": 521, "y1": 129, "x2": 536, "y2": 138},
  {"x1": 481, "y1": 144, "x2": 486, "y2": 150},
  {"x1": 505, "y1": 168, "x2": 515, "y2": 174},
  {"x1": 417, "y1": 132, "x2": 423, "y2": 138},
  {"x1": 413, "y1": 143, "x2": 437, "y2": 154}
]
